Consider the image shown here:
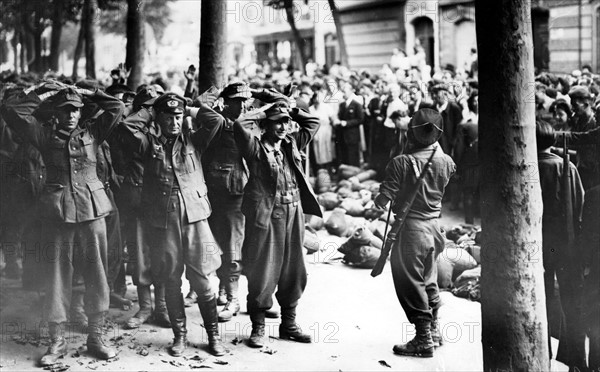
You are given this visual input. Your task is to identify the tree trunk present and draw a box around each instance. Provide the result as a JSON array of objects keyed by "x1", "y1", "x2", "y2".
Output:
[
  {"x1": 327, "y1": 0, "x2": 348, "y2": 67},
  {"x1": 125, "y1": 0, "x2": 145, "y2": 90},
  {"x1": 284, "y1": 1, "x2": 306, "y2": 73},
  {"x1": 12, "y1": 30, "x2": 19, "y2": 73},
  {"x1": 49, "y1": 0, "x2": 64, "y2": 72},
  {"x1": 198, "y1": 0, "x2": 227, "y2": 94},
  {"x1": 475, "y1": 0, "x2": 549, "y2": 371},
  {"x1": 72, "y1": 23, "x2": 85, "y2": 80},
  {"x1": 83, "y1": 0, "x2": 97, "y2": 78}
]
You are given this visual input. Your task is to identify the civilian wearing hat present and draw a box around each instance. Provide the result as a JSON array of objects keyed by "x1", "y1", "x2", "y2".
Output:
[
  {"x1": 568, "y1": 86, "x2": 599, "y2": 190},
  {"x1": 232, "y1": 90, "x2": 322, "y2": 348},
  {"x1": 195, "y1": 82, "x2": 251, "y2": 322},
  {"x1": 2, "y1": 82, "x2": 125, "y2": 365},
  {"x1": 374, "y1": 108, "x2": 456, "y2": 358},
  {"x1": 120, "y1": 92, "x2": 226, "y2": 357}
]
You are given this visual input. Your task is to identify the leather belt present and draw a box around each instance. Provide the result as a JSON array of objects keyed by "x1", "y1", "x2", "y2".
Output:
[{"x1": 275, "y1": 189, "x2": 300, "y2": 204}]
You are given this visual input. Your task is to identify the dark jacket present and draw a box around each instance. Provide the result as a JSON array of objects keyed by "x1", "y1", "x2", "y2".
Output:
[
  {"x1": 122, "y1": 104, "x2": 224, "y2": 229},
  {"x1": 338, "y1": 98, "x2": 365, "y2": 145},
  {"x1": 2, "y1": 90, "x2": 124, "y2": 223},
  {"x1": 436, "y1": 101, "x2": 463, "y2": 157},
  {"x1": 202, "y1": 114, "x2": 248, "y2": 197},
  {"x1": 233, "y1": 107, "x2": 322, "y2": 229}
]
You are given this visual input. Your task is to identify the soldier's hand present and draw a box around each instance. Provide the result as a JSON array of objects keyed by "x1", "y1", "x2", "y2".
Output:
[
  {"x1": 184, "y1": 65, "x2": 196, "y2": 81},
  {"x1": 195, "y1": 86, "x2": 220, "y2": 108},
  {"x1": 373, "y1": 193, "x2": 390, "y2": 210},
  {"x1": 251, "y1": 88, "x2": 292, "y2": 105}
]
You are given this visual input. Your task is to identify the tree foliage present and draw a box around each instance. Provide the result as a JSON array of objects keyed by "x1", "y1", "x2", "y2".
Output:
[{"x1": 98, "y1": 0, "x2": 174, "y2": 41}]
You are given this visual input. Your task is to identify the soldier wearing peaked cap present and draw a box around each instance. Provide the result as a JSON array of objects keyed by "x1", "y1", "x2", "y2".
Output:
[
  {"x1": 1, "y1": 82, "x2": 125, "y2": 365},
  {"x1": 232, "y1": 89, "x2": 322, "y2": 348},
  {"x1": 568, "y1": 85, "x2": 599, "y2": 190},
  {"x1": 374, "y1": 108, "x2": 456, "y2": 358},
  {"x1": 184, "y1": 82, "x2": 252, "y2": 322},
  {"x1": 120, "y1": 92, "x2": 226, "y2": 357}
]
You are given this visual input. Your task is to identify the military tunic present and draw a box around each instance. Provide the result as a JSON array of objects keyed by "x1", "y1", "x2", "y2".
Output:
[
  {"x1": 233, "y1": 107, "x2": 321, "y2": 313},
  {"x1": 2, "y1": 90, "x2": 124, "y2": 323},
  {"x1": 379, "y1": 144, "x2": 455, "y2": 323}
]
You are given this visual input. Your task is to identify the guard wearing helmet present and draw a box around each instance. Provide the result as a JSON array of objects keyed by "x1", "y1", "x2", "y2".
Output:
[{"x1": 374, "y1": 108, "x2": 456, "y2": 358}]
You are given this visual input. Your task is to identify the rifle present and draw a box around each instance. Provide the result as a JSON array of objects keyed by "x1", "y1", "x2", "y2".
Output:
[
  {"x1": 371, "y1": 146, "x2": 438, "y2": 277},
  {"x1": 562, "y1": 136, "x2": 575, "y2": 256}
]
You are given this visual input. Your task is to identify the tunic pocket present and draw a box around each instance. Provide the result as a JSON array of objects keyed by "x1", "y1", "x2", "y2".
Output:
[{"x1": 87, "y1": 180, "x2": 113, "y2": 217}]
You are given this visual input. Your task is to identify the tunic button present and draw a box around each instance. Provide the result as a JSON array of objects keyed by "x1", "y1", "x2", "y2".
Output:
[
  {"x1": 73, "y1": 170, "x2": 77, "y2": 174},
  {"x1": 168, "y1": 166, "x2": 172, "y2": 169},
  {"x1": 162, "y1": 192, "x2": 167, "y2": 195},
  {"x1": 39, "y1": 175, "x2": 43, "y2": 179},
  {"x1": 75, "y1": 182, "x2": 79, "y2": 186}
]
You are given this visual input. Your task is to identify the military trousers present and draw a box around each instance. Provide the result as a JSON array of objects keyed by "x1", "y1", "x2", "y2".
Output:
[
  {"x1": 105, "y1": 188, "x2": 124, "y2": 293},
  {"x1": 146, "y1": 191, "x2": 221, "y2": 302},
  {"x1": 243, "y1": 201, "x2": 307, "y2": 313},
  {"x1": 390, "y1": 217, "x2": 445, "y2": 323},
  {"x1": 42, "y1": 218, "x2": 110, "y2": 323},
  {"x1": 208, "y1": 193, "x2": 244, "y2": 283}
]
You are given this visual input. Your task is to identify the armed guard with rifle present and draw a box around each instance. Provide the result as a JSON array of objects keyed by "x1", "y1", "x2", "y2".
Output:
[
  {"x1": 536, "y1": 119, "x2": 587, "y2": 371},
  {"x1": 373, "y1": 108, "x2": 455, "y2": 358}
]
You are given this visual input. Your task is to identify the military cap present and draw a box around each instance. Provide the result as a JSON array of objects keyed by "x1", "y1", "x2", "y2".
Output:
[
  {"x1": 264, "y1": 104, "x2": 291, "y2": 122},
  {"x1": 220, "y1": 82, "x2": 252, "y2": 100},
  {"x1": 54, "y1": 88, "x2": 84, "y2": 108},
  {"x1": 431, "y1": 83, "x2": 450, "y2": 93},
  {"x1": 133, "y1": 85, "x2": 161, "y2": 111},
  {"x1": 409, "y1": 108, "x2": 444, "y2": 146},
  {"x1": 106, "y1": 83, "x2": 134, "y2": 97},
  {"x1": 568, "y1": 86, "x2": 592, "y2": 100},
  {"x1": 153, "y1": 92, "x2": 186, "y2": 114}
]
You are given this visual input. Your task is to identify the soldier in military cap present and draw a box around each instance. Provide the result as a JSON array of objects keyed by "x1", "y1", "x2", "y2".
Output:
[
  {"x1": 1, "y1": 81, "x2": 125, "y2": 365},
  {"x1": 185, "y1": 82, "x2": 251, "y2": 323},
  {"x1": 374, "y1": 108, "x2": 456, "y2": 358},
  {"x1": 233, "y1": 89, "x2": 322, "y2": 348},
  {"x1": 121, "y1": 92, "x2": 226, "y2": 357}
]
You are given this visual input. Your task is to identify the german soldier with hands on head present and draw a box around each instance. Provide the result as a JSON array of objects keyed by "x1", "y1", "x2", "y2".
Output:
[
  {"x1": 120, "y1": 91, "x2": 226, "y2": 357},
  {"x1": 2, "y1": 80, "x2": 125, "y2": 366},
  {"x1": 233, "y1": 88, "x2": 322, "y2": 348}
]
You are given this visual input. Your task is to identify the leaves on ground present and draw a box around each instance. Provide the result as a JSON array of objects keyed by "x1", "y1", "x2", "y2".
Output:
[
  {"x1": 43, "y1": 362, "x2": 70, "y2": 372},
  {"x1": 378, "y1": 360, "x2": 391, "y2": 368},
  {"x1": 260, "y1": 347, "x2": 278, "y2": 355},
  {"x1": 214, "y1": 359, "x2": 228, "y2": 365},
  {"x1": 231, "y1": 337, "x2": 241, "y2": 345}
]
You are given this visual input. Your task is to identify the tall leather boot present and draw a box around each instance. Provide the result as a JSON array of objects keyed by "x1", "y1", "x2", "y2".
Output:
[
  {"x1": 393, "y1": 319, "x2": 434, "y2": 358},
  {"x1": 152, "y1": 284, "x2": 171, "y2": 328},
  {"x1": 198, "y1": 298, "x2": 226, "y2": 356},
  {"x1": 248, "y1": 311, "x2": 266, "y2": 348},
  {"x1": 87, "y1": 313, "x2": 116, "y2": 360},
  {"x1": 431, "y1": 308, "x2": 443, "y2": 348},
  {"x1": 70, "y1": 290, "x2": 88, "y2": 330},
  {"x1": 279, "y1": 307, "x2": 312, "y2": 343},
  {"x1": 166, "y1": 292, "x2": 187, "y2": 357},
  {"x1": 218, "y1": 279, "x2": 240, "y2": 323},
  {"x1": 40, "y1": 322, "x2": 68, "y2": 366},
  {"x1": 125, "y1": 285, "x2": 152, "y2": 329}
]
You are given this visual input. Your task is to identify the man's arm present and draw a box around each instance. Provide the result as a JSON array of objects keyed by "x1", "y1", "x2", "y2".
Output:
[
  {"x1": 1, "y1": 91, "x2": 51, "y2": 149},
  {"x1": 563, "y1": 127, "x2": 600, "y2": 146},
  {"x1": 291, "y1": 107, "x2": 320, "y2": 152},
  {"x1": 232, "y1": 108, "x2": 267, "y2": 161},
  {"x1": 374, "y1": 157, "x2": 406, "y2": 208},
  {"x1": 119, "y1": 107, "x2": 153, "y2": 155},
  {"x1": 189, "y1": 103, "x2": 225, "y2": 152},
  {"x1": 83, "y1": 89, "x2": 125, "y2": 143}
]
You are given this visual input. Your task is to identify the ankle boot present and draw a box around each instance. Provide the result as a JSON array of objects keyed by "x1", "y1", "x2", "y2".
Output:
[
  {"x1": 218, "y1": 279, "x2": 240, "y2": 323},
  {"x1": 393, "y1": 319, "x2": 434, "y2": 358},
  {"x1": 40, "y1": 323, "x2": 68, "y2": 366},
  {"x1": 279, "y1": 307, "x2": 312, "y2": 343},
  {"x1": 183, "y1": 290, "x2": 198, "y2": 308},
  {"x1": 166, "y1": 292, "x2": 187, "y2": 357},
  {"x1": 217, "y1": 286, "x2": 227, "y2": 306},
  {"x1": 248, "y1": 311, "x2": 266, "y2": 348},
  {"x1": 431, "y1": 308, "x2": 443, "y2": 348},
  {"x1": 152, "y1": 285, "x2": 171, "y2": 328},
  {"x1": 126, "y1": 285, "x2": 152, "y2": 329},
  {"x1": 87, "y1": 313, "x2": 116, "y2": 360},
  {"x1": 70, "y1": 291, "x2": 88, "y2": 330},
  {"x1": 198, "y1": 298, "x2": 226, "y2": 356}
]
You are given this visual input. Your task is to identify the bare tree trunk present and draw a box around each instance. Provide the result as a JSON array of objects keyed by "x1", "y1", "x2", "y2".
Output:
[
  {"x1": 125, "y1": 0, "x2": 145, "y2": 90},
  {"x1": 327, "y1": 0, "x2": 348, "y2": 67},
  {"x1": 72, "y1": 23, "x2": 85, "y2": 80},
  {"x1": 283, "y1": 0, "x2": 306, "y2": 73},
  {"x1": 83, "y1": 0, "x2": 97, "y2": 78},
  {"x1": 198, "y1": 0, "x2": 227, "y2": 94},
  {"x1": 12, "y1": 30, "x2": 19, "y2": 73},
  {"x1": 475, "y1": 0, "x2": 549, "y2": 371},
  {"x1": 49, "y1": 0, "x2": 64, "y2": 72}
]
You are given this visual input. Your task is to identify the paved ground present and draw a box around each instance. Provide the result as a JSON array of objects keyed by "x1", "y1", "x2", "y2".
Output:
[{"x1": 0, "y1": 206, "x2": 570, "y2": 371}]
